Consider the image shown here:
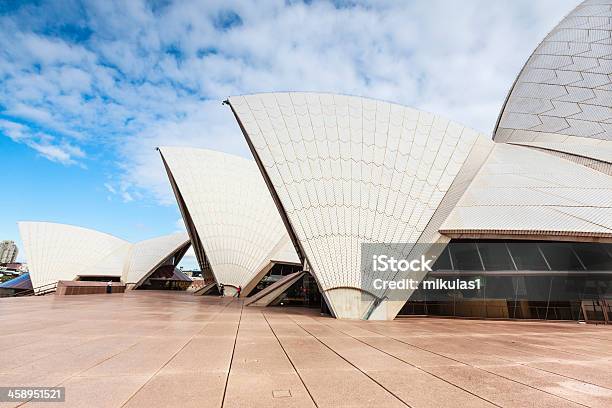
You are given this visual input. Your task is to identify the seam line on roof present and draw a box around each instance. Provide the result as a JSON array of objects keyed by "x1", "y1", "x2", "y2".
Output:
[{"x1": 551, "y1": 206, "x2": 612, "y2": 233}]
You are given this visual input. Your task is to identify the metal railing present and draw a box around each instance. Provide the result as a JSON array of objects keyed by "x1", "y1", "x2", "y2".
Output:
[{"x1": 582, "y1": 299, "x2": 611, "y2": 324}]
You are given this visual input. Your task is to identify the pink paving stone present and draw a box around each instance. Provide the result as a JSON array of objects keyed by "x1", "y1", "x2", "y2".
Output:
[{"x1": 0, "y1": 291, "x2": 610, "y2": 408}]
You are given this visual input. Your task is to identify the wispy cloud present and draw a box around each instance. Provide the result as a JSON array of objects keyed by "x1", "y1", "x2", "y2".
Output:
[
  {"x1": 27, "y1": 141, "x2": 86, "y2": 165},
  {"x1": 103, "y1": 179, "x2": 137, "y2": 202},
  {"x1": 0, "y1": 119, "x2": 85, "y2": 165},
  {"x1": 0, "y1": 0, "x2": 581, "y2": 201}
]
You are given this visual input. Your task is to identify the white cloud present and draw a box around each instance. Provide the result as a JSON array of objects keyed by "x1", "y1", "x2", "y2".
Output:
[
  {"x1": 0, "y1": 119, "x2": 28, "y2": 142},
  {"x1": 19, "y1": 32, "x2": 94, "y2": 65},
  {"x1": 103, "y1": 183, "x2": 116, "y2": 194},
  {"x1": 0, "y1": 0, "x2": 582, "y2": 201},
  {"x1": 27, "y1": 142, "x2": 80, "y2": 165},
  {"x1": 0, "y1": 119, "x2": 85, "y2": 165},
  {"x1": 103, "y1": 179, "x2": 138, "y2": 202}
]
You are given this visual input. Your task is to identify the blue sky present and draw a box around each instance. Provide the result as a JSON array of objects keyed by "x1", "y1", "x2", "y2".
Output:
[{"x1": 0, "y1": 0, "x2": 580, "y2": 267}]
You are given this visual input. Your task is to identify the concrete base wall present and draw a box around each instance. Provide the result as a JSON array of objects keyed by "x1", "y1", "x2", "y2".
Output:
[
  {"x1": 193, "y1": 282, "x2": 217, "y2": 296},
  {"x1": 221, "y1": 286, "x2": 238, "y2": 297},
  {"x1": 324, "y1": 287, "x2": 376, "y2": 320},
  {"x1": 367, "y1": 299, "x2": 408, "y2": 320}
]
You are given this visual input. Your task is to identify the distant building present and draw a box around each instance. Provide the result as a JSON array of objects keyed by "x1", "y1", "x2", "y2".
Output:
[
  {"x1": 0, "y1": 240, "x2": 18, "y2": 264},
  {"x1": 0, "y1": 262, "x2": 24, "y2": 272},
  {"x1": 180, "y1": 269, "x2": 203, "y2": 279}
]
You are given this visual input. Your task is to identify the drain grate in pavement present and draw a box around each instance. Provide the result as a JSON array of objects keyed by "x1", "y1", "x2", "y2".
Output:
[{"x1": 272, "y1": 390, "x2": 292, "y2": 398}]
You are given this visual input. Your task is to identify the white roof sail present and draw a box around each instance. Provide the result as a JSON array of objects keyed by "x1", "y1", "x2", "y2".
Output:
[
  {"x1": 441, "y1": 143, "x2": 612, "y2": 238},
  {"x1": 227, "y1": 92, "x2": 491, "y2": 318},
  {"x1": 494, "y1": 0, "x2": 612, "y2": 164},
  {"x1": 270, "y1": 235, "x2": 301, "y2": 264},
  {"x1": 461, "y1": 0, "x2": 612, "y2": 241},
  {"x1": 18, "y1": 221, "x2": 130, "y2": 290},
  {"x1": 158, "y1": 147, "x2": 300, "y2": 290},
  {"x1": 124, "y1": 232, "x2": 191, "y2": 285},
  {"x1": 18, "y1": 221, "x2": 190, "y2": 291}
]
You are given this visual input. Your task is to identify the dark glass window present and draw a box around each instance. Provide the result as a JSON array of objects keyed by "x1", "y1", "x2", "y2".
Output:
[
  {"x1": 449, "y1": 242, "x2": 483, "y2": 271},
  {"x1": 572, "y1": 243, "x2": 612, "y2": 271},
  {"x1": 507, "y1": 242, "x2": 549, "y2": 270},
  {"x1": 432, "y1": 247, "x2": 452, "y2": 270},
  {"x1": 539, "y1": 242, "x2": 584, "y2": 271},
  {"x1": 477, "y1": 242, "x2": 515, "y2": 271},
  {"x1": 400, "y1": 239, "x2": 612, "y2": 321},
  {"x1": 523, "y1": 275, "x2": 553, "y2": 301},
  {"x1": 483, "y1": 275, "x2": 515, "y2": 298}
]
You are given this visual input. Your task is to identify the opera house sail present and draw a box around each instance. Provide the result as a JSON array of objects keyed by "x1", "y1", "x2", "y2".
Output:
[
  {"x1": 18, "y1": 221, "x2": 190, "y2": 292},
  {"x1": 226, "y1": 92, "x2": 494, "y2": 318},
  {"x1": 158, "y1": 147, "x2": 300, "y2": 296}
]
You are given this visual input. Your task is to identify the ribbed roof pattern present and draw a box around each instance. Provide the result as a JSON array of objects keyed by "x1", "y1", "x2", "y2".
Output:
[
  {"x1": 18, "y1": 221, "x2": 189, "y2": 291},
  {"x1": 441, "y1": 143, "x2": 612, "y2": 237},
  {"x1": 158, "y1": 147, "x2": 299, "y2": 289},
  {"x1": 495, "y1": 0, "x2": 612, "y2": 164},
  {"x1": 228, "y1": 92, "x2": 489, "y2": 293},
  {"x1": 124, "y1": 232, "x2": 190, "y2": 284},
  {"x1": 19, "y1": 222, "x2": 130, "y2": 290}
]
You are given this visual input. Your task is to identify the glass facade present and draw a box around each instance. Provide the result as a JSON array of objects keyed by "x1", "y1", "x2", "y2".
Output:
[
  {"x1": 269, "y1": 273, "x2": 321, "y2": 308},
  {"x1": 400, "y1": 240, "x2": 612, "y2": 320}
]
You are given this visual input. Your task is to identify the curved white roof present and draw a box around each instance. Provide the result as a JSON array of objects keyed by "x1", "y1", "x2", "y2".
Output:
[
  {"x1": 19, "y1": 222, "x2": 130, "y2": 290},
  {"x1": 494, "y1": 0, "x2": 612, "y2": 163},
  {"x1": 227, "y1": 92, "x2": 492, "y2": 317},
  {"x1": 441, "y1": 143, "x2": 612, "y2": 239},
  {"x1": 124, "y1": 232, "x2": 191, "y2": 285},
  {"x1": 270, "y1": 237, "x2": 300, "y2": 264},
  {"x1": 158, "y1": 147, "x2": 300, "y2": 290},
  {"x1": 18, "y1": 221, "x2": 189, "y2": 291}
]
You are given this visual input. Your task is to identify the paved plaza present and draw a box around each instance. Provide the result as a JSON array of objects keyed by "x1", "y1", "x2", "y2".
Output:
[{"x1": 1, "y1": 291, "x2": 612, "y2": 407}]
